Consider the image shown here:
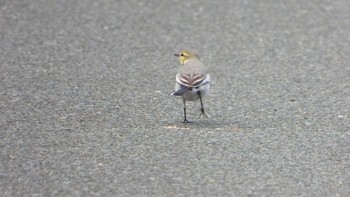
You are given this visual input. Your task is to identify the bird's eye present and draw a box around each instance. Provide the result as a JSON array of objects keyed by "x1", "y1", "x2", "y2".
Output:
[{"x1": 180, "y1": 53, "x2": 184, "y2": 56}]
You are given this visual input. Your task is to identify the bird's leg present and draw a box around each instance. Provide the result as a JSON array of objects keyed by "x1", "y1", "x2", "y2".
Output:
[
  {"x1": 183, "y1": 99, "x2": 191, "y2": 123},
  {"x1": 198, "y1": 91, "x2": 208, "y2": 118}
]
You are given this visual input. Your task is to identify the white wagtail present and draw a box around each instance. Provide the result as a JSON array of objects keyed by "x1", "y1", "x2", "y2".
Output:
[{"x1": 171, "y1": 50, "x2": 210, "y2": 123}]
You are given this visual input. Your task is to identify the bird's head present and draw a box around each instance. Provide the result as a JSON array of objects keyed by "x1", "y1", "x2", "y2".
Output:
[{"x1": 174, "y1": 50, "x2": 200, "y2": 65}]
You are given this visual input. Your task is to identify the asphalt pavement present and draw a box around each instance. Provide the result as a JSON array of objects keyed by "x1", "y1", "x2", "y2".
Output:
[{"x1": 1, "y1": 0, "x2": 349, "y2": 196}]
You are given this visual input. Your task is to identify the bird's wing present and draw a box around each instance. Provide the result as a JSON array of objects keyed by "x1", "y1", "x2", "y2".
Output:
[{"x1": 176, "y1": 73, "x2": 205, "y2": 87}]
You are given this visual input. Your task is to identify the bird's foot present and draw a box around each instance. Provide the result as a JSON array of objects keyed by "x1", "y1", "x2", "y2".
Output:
[
  {"x1": 183, "y1": 119, "x2": 192, "y2": 123},
  {"x1": 199, "y1": 109, "x2": 208, "y2": 119}
]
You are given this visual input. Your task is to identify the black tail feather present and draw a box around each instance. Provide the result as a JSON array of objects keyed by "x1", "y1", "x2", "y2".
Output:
[{"x1": 172, "y1": 87, "x2": 190, "y2": 96}]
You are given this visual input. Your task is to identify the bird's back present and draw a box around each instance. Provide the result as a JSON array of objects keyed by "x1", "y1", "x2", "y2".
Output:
[{"x1": 177, "y1": 59, "x2": 207, "y2": 87}]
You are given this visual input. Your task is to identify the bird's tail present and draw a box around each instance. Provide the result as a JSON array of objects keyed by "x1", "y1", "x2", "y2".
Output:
[{"x1": 171, "y1": 87, "x2": 190, "y2": 96}]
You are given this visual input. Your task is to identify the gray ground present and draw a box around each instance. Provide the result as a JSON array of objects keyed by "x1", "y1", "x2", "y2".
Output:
[{"x1": 1, "y1": 0, "x2": 350, "y2": 196}]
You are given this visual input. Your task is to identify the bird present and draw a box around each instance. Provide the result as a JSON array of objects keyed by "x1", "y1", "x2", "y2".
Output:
[{"x1": 171, "y1": 50, "x2": 210, "y2": 123}]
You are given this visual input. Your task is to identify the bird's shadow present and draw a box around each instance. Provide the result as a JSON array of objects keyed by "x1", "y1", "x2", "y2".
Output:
[{"x1": 161, "y1": 118, "x2": 242, "y2": 132}]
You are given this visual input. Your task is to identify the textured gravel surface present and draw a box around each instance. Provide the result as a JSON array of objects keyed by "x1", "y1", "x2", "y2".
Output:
[{"x1": 1, "y1": 0, "x2": 350, "y2": 196}]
